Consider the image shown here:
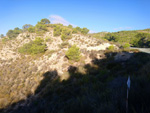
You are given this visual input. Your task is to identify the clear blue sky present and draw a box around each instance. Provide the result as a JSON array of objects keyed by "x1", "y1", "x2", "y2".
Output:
[{"x1": 0, "y1": 0, "x2": 150, "y2": 35}]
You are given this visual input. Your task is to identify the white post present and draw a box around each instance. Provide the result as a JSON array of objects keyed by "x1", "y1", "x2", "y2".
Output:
[{"x1": 126, "y1": 76, "x2": 130, "y2": 113}]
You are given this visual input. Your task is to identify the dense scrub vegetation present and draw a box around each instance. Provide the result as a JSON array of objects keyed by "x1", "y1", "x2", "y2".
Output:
[
  {"x1": 22, "y1": 24, "x2": 33, "y2": 32},
  {"x1": 4, "y1": 18, "x2": 89, "y2": 43},
  {"x1": 40, "y1": 18, "x2": 50, "y2": 25},
  {"x1": 35, "y1": 22, "x2": 48, "y2": 34},
  {"x1": 92, "y1": 30, "x2": 150, "y2": 48},
  {"x1": 53, "y1": 24, "x2": 89, "y2": 41},
  {"x1": 28, "y1": 26, "x2": 35, "y2": 33},
  {"x1": 61, "y1": 28, "x2": 72, "y2": 41},
  {"x1": 18, "y1": 37, "x2": 47, "y2": 54},
  {"x1": 6, "y1": 27, "x2": 22, "y2": 39},
  {"x1": 66, "y1": 45, "x2": 80, "y2": 61},
  {"x1": 53, "y1": 25, "x2": 62, "y2": 36}
]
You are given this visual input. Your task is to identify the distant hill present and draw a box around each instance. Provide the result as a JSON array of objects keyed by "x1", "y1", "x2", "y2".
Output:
[{"x1": 91, "y1": 29, "x2": 150, "y2": 48}]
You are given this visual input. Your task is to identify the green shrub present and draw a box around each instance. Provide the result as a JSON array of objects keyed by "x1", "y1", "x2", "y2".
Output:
[
  {"x1": 61, "y1": 28, "x2": 72, "y2": 41},
  {"x1": 53, "y1": 26, "x2": 62, "y2": 36},
  {"x1": 22, "y1": 24, "x2": 33, "y2": 32},
  {"x1": 135, "y1": 33, "x2": 150, "y2": 47},
  {"x1": 28, "y1": 26, "x2": 35, "y2": 33},
  {"x1": 81, "y1": 28, "x2": 89, "y2": 35},
  {"x1": 123, "y1": 43, "x2": 130, "y2": 49},
  {"x1": 108, "y1": 45, "x2": 115, "y2": 51},
  {"x1": 68, "y1": 25, "x2": 73, "y2": 29},
  {"x1": 18, "y1": 37, "x2": 47, "y2": 54},
  {"x1": 75, "y1": 27, "x2": 82, "y2": 32},
  {"x1": 6, "y1": 28, "x2": 22, "y2": 39},
  {"x1": 72, "y1": 27, "x2": 89, "y2": 35},
  {"x1": 72, "y1": 28, "x2": 78, "y2": 34},
  {"x1": 35, "y1": 22, "x2": 48, "y2": 34},
  {"x1": 66, "y1": 45, "x2": 80, "y2": 61},
  {"x1": 72, "y1": 27, "x2": 81, "y2": 34},
  {"x1": 40, "y1": 18, "x2": 50, "y2": 24}
]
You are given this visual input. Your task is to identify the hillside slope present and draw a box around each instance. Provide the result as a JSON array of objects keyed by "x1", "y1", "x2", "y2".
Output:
[
  {"x1": 0, "y1": 28, "x2": 116, "y2": 110},
  {"x1": 91, "y1": 29, "x2": 150, "y2": 48},
  {"x1": 0, "y1": 23, "x2": 150, "y2": 113}
]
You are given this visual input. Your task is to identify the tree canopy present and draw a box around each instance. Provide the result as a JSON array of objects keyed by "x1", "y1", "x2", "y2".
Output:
[
  {"x1": 53, "y1": 25, "x2": 62, "y2": 36},
  {"x1": 68, "y1": 25, "x2": 73, "y2": 29},
  {"x1": 22, "y1": 24, "x2": 33, "y2": 31},
  {"x1": 35, "y1": 22, "x2": 48, "y2": 33},
  {"x1": 40, "y1": 18, "x2": 50, "y2": 24},
  {"x1": 81, "y1": 28, "x2": 89, "y2": 35},
  {"x1": 6, "y1": 27, "x2": 22, "y2": 39},
  {"x1": 27, "y1": 26, "x2": 35, "y2": 33},
  {"x1": 0, "y1": 34, "x2": 4, "y2": 38}
]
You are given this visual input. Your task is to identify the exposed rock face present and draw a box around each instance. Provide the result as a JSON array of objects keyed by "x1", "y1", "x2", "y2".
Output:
[{"x1": 0, "y1": 30, "x2": 116, "y2": 70}]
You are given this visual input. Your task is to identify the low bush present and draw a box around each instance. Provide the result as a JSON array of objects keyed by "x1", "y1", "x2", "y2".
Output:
[
  {"x1": 22, "y1": 24, "x2": 33, "y2": 32},
  {"x1": 72, "y1": 27, "x2": 81, "y2": 34},
  {"x1": 61, "y1": 28, "x2": 72, "y2": 41},
  {"x1": 123, "y1": 43, "x2": 130, "y2": 49},
  {"x1": 18, "y1": 37, "x2": 47, "y2": 54},
  {"x1": 72, "y1": 28, "x2": 78, "y2": 34},
  {"x1": 53, "y1": 26, "x2": 62, "y2": 36},
  {"x1": 68, "y1": 25, "x2": 73, "y2": 29},
  {"x1": 40, "y1": 18, "x2": 50, "y2": 25},
  {"x1": 28, "y1": 26, "x2": 35, "y2": 33},
  {"x1": 81, "y1": 27, "x2": 89, "y2": 35},
  {"x1": 35, "y1": 22, "x2": 48, "y2": 35},
  {"x1": 66, "y1": 45, "x2": 80, "y2": 61},
  {"x1": 108, "y1": 45, "x2": 115, "y2": 51},
  {"x1": 6, "y1": 27, "x2": 22, "y2": 39}
]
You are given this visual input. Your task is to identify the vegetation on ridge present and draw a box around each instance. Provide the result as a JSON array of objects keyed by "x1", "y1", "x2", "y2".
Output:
[
  {"x1": 66, "y1": 45, "x2": 81, "y2": 61},
  {"x1": 92, "y1": 30, "x2": 150, "y2": 48},
  {"x1": 18, "y1": 37, "x2": 47, "y2": 54},
  {"x1": 7, "y1": 27, "x2": 22, "y2": 39}
]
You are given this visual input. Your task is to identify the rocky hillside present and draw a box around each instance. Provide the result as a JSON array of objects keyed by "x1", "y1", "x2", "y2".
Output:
[
  {"x1": 0, "y1": 29, "x2": 115, "y2": 71},
  {"x1": 0, "y1": 22, "x2": 150, "y2": 113},
  {"x1": 0, "y1": 26, "x2": 117, "y2": 109}
]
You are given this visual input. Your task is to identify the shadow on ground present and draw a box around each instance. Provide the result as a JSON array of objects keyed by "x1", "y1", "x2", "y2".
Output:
[{"x1": 1, "y1": 51, "x2": 150, "y2": 113}]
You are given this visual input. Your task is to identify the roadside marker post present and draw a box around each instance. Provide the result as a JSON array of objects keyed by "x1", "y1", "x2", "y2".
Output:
[{"x1": 126, "y1": 76, "x2": 131, "y2": 113}]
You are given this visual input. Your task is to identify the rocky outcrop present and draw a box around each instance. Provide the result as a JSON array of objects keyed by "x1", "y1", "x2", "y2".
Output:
[{"x1": 0, "y1": 30, "x2": 117, "y2": 109}]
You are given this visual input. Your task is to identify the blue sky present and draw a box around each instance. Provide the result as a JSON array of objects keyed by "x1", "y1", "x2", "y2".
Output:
[{"x1": 0, "y1": 0, "x2": 150, "y2": 35}]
